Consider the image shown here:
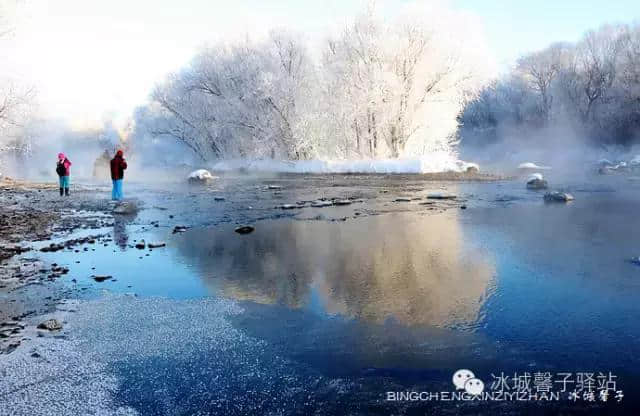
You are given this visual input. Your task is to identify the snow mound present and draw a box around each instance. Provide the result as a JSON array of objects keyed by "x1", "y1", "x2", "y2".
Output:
[
  {"x1": 518, "y1": 162, "x2": 551, "y2": 170},
  {"x1": 188, "y1": 169, "x2": 216, "y2": 180},
  {"x1": 527, "y1": 173, "x2": 544, "y2": 181},
  {"x1": 211, "y1": 154, "x2": 479, "y2": 174}
]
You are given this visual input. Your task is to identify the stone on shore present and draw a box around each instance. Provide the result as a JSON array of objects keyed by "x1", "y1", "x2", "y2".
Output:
[{"x1": 37, "y1": 319, "x2": 62, "y2": 331}]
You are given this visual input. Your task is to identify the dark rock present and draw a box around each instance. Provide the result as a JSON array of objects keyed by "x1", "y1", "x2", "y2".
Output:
[
  {"x1": 544, "y1": 192, "x2": 574, "y2": 202},
  {"x1": 235, "y1": 225, "x2": 255, "y2": 234},
  {"x1": 427, "y1": 193, "x2": 456, "y2": 200},
  {"x1": 37, "y1": 319, "x2": 62, "y2": 331},
  {"x1": 173, "y1": 226, "x2": 189, "y2": 234},
  {"x1": 92, "y1": 275, "x2": 112, "y2": 282},
  {"x1": 526, "y1": 178, "x2": 548, "y2": 190}
]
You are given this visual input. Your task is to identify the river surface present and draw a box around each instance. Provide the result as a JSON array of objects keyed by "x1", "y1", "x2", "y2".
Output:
[{"x1": 2, "y1": 173, "x2": 640, "y2": 415}]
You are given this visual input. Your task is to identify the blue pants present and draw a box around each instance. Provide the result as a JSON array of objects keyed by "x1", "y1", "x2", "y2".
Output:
[
  {"x1": 112, "y1": 179, "x2": 124, "y2": 200},
  {"x1": 59, "y1": 176, "x2": 70, "y2": 188}
]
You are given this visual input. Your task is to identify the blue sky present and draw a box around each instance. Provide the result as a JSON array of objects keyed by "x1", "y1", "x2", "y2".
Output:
[
  {"x1": 453, "y1": 0, "x2": 640, "y2": 67},
  {"x1": 2, "y1": 0, "x2": 639, "y2": 127}
]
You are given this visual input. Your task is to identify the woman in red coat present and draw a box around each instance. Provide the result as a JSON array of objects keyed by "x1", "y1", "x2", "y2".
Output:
[
  {"x1": 56, "y1": 153, "x2": 72, "y2": 196},
  {"x1": 110, "y1": 150, "x2": 128, "y2": 201}
]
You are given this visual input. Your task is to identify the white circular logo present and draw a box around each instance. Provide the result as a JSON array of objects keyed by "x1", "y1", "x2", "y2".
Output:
[
  {"x1": 452, "y1": 369, "x2": 475, "y2": 390},
  {"x1": 464, "y1": 378, "x2": 485, "y2": 396}
]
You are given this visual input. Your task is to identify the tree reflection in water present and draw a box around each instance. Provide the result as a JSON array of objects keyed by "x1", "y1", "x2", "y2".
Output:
[{"x1": 173, "y1": 211, "x2": 495, "y2": 329}]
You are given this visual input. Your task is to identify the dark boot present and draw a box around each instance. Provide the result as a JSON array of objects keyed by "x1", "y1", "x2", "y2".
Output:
[
  {"x1": 59, "y1": 187, "x2": 64, "y2": 196},
  {"x1": 65, "y1": 187, "x2": 70, "y2": 196}
]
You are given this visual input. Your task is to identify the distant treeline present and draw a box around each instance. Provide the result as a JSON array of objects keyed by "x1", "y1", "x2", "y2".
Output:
[{"x1": 460, "y1": 23, "x2": 640, "y2": 147}]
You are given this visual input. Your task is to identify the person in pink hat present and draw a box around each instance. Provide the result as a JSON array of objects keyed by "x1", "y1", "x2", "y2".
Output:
[{"x1": 56, "y1": 153, "x2": 72, "y2": 196}]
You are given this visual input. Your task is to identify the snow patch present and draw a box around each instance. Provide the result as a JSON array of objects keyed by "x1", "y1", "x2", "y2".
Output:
[
  {"x1": 518, "y1": 162, "x2": 551, "y2": 170},
  {"x1": 211, "y1": 154, "x2": 479, "y2": 174},
  {"x1": 188, "y1": 169, "x2": 216, "y2": 180}
]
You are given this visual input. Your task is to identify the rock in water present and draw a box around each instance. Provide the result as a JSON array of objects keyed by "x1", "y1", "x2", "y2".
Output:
[
  {"x1": 267, "y1": 185, "x2": 282, "y2": 190},
  {"x1": 188, "y1": 169, "x2": 216, "y2": 184},
  {"x1": 395, "y1": 197, "x2": 412, "y2": 202},
  {"x1": 148, "y1": 242, "x2": 166, "y2": 248},
  {"x1": 92, "y1": 275, "x2": 112, "y2": 282},
  {"x1": 173, "y1": 226, "x2": 189, "y2": 234},
  {"x1": 37, "y1": 319, "x2": 62, "y2": 331},
  {"x1": 526, "y1": 174, "x2": 548, "y2": 190},
  {"x1": 235, "y1": 225, "x2": 255, "y2": 234},
  {"x1": 135, "y1": 240, "x2": 146, "y2": 249},
  {"x1": 427, "y1": 193, "x2": 456, "y2": 200},
  {"x1": 544, "y1": 192, "x2": 574, "y2": 202}
]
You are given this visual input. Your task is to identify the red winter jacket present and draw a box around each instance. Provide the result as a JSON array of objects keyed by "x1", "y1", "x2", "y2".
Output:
[
  {"x1": 110, "y1": 156, "x2": 128, "y2": 180},
  {"x1": 58, "y1": 159, "x2": 72, "y2": 176}
]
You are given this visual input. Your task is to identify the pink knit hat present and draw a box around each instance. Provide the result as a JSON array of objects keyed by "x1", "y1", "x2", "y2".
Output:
[{"x1": 58, "y1": 153, "x2": 65, "y2": 160}]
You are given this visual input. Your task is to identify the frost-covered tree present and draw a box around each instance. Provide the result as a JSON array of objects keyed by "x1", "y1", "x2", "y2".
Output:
[
  {"x1": 141, "y1": 31, "x2": 317, "y2": 161},
  {"x1": 135, "y1": 2, "x2": 491, "y2": 162},
  {"x1": 320, "y1": 5, "x2": 488, "y2": 159},
  {"x1": 461, "y1": 22, "x2": 640, "y2": 147}
]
